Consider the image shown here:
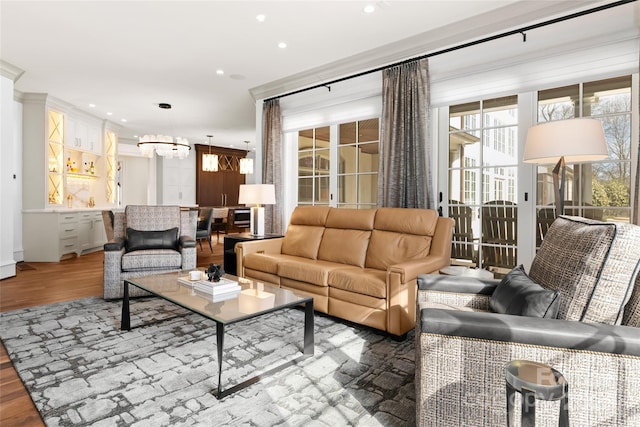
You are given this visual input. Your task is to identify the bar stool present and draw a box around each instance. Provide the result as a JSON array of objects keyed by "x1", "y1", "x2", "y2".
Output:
[{"x1": 505, "y1": 360, "x2": 569, "y2": 427}]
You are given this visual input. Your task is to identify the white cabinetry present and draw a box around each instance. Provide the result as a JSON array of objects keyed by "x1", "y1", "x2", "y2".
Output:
[
  {"x1": 58, "y1": 212, "x2": 79, "y2": 257},
  {"x1": 78, "y1": 211, "x2": 106, "y2": 251},
  {"x1": 86, "y1": 124, "x2": 101, "y2": 154},
  {"x1": 23, "y1": 211, "x2": 106, "y2": 262},
  {"x1": 65, "y1": 116, "x2": 102, "y2": 154},
  {"x1": 22, "y1": 93, "x2": 112, "y2": 210},
  {"x1": 21, "y1": 93, "x2": 118, "y2": 263}
]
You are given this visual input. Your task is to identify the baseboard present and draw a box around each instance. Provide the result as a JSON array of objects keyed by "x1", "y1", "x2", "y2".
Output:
[
  {"x1": 0, "y1": 260, "x2": 17, "y2": 279},
  {"x1": 13, "y1": 249, "x2": 24, "y2": 263}
]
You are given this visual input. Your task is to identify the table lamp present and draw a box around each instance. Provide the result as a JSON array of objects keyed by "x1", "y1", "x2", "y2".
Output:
[
  {"x1": 238, "y1": 184, "x2": 276, "y2": 236},
  {"x1": 523, "y1": 118, "x2": 607, "y2": 217}
]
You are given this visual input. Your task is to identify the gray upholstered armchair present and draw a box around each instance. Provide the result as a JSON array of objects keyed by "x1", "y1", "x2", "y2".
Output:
[
  {"x1": 416, "y1": 215, "x2": 640, "y2": 426},
  {"x1": 103, "y1": 205, "x2": 197, "y2": 299}
]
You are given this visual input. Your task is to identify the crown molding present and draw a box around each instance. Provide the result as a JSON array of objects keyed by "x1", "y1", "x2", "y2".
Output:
[{"x1": 0, "y1": 60, "x2": 24, "y2": 82}]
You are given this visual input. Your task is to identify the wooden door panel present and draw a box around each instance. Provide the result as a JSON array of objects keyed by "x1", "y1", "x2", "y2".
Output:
[{"x1": 195, "y1": 144, "x2": 248, "y2": 207}]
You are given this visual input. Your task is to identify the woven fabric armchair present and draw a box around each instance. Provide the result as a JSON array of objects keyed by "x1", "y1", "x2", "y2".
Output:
[
  {"x1": 103, "y1": 205, "x2": 197, "y2": 299},
  {"x1": 416, "y1": 216, "x2": 640, "y2": 426}
]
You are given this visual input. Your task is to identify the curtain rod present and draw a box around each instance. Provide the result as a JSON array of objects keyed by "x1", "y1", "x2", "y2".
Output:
[{"x1": 264, "y1": 0, "x2": 636, "y2": 103}]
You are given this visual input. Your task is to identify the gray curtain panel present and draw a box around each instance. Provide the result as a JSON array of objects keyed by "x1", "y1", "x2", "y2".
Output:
[
  {"x1": 262, "y1": 99, "x2": 283, "y2": 234},
  {"x1": 377, "y1": 58, "x2": 433, "y2": 209}
]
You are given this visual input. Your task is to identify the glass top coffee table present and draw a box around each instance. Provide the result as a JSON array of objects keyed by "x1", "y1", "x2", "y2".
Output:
[{"x1": 121, "y1": 272, "x2": 314, "y2": 399}]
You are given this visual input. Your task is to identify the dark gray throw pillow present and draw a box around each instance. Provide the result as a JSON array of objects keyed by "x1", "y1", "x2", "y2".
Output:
[
  {"x1": 489, "y1": 264, "x2": 560, "y2": 318},
  {"x1": 126, "y1": 227, "x2": 179, "y2": 252}
]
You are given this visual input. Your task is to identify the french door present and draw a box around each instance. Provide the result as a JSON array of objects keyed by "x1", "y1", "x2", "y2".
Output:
[
  {"x1": 296, "y1": 118, "x2": 379, "y2": 209},
  {"x1": 442, "y1": 75, "x2": 636, "y2": 273},
  {"x1": 447, "y1": 96, "x2": 520, "y2": 273}
]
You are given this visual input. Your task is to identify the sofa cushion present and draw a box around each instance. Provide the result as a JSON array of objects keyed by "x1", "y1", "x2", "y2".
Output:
[
  {"x1": 324, "y1": 208, "x2": 376, "y2": 230},
  {"x1": 125, "y1": 205, "x2": 181, "y2": 232},
  {"x1": 126, "y1": 227, "x2": 179, "y2": 252},
  {"x1": 289, "y1": 205, "x2": 331, "y2": 226},
  {"x1": 365, "y1": 230, "x2": 431, "y2": 271},
  {"x1": 623, "y1": 273, "x2": 640, "y2": 327},
  {"x1": 121, "y1": 249, "x2": 182, "y2": 271},
  {"x1": 318, "y1": 229, "x2": 371, "y2": 268},
  {"x1": 490, "y1": 265, "x2": 560, "y2": 318},
  {"x1": 281, "y1": 225, "x2": 325, "y2": 259},
  {"x1": 243, "y1": 253, "x2": 299, "y2": 275},
  {"x1": 329, "y1": 267, "x2": 387, "y2": 298},
  {"x1": 529, "y1": 216, "x2": 640, "y2": 325},
  {"x1": 277, "y1": 258, "x2": 344, "y2": 287},
  {"x1": 374, "y1": 207, "x2": 438, "y2": 236}
]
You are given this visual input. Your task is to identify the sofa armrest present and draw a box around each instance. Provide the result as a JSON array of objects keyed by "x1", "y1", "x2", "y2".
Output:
[
  {"x1": 420, "y1": 308, "x2": 640, "y2": 356},
  {"x1": 235, "y1": 238, "x2": 284, "y2": 276},
  {"x1": 179, "y1": 235, "x2": 196, "y2": 249},
  {"x1": 417, "y1": 273, "x2": 496, "y2": 310},
  {"x1": 235, "y1": 238, "x2": 283, "y2": 256},
  {"x1": 388, "y1": 255, "x2": 450, "y2": 284},
  {"x1": 104, "y1": 237, "x2": 125, "y2": 251},
  {"x1": 418, "y1": 273, "x2": 499, "y2": 295}
]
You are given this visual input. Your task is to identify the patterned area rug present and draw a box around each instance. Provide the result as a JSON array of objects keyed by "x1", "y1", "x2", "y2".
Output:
[{"x1": 0, "y1": 297, "x2": 415, "y2": 426}]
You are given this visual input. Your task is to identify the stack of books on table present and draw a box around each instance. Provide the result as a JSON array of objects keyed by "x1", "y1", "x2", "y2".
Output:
[{"x1": 178, "y1": 277, "x2": 241, "y2": 302}]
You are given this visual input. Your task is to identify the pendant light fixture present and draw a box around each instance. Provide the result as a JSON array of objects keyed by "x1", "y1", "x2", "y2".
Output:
[
  {"x1": 137, "y1": 103, "x2": 191, "y2": 159},
  {"x1": 239, "y1": 140, "x2": 254, "y2": 174},
  {"x1": 202, "y1": 135, "x2": 218, "y2": 172}
]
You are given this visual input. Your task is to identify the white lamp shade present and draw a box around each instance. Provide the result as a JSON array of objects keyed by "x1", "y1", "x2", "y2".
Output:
[
  {"x1": 523, "y1": 118, "x2": 608, "y2": 164},
  {"x1": 238, "y1": 184, "x2": 276, "y2": 206}
]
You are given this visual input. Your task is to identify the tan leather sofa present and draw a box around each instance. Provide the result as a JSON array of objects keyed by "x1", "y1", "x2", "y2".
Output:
[{"x1": 235, "y1": 206, "x2": 454, "y2": 337}]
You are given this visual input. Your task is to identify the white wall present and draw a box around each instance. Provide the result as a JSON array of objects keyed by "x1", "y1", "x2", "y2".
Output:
[{"x1": 119, "y1": 156, "x2": 151, "y2": 206}]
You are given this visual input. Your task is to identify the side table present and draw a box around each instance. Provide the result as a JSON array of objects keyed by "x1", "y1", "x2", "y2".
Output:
[
  {"x1": 505, "y1": 359, "x2": 569, "y2": 427},
  {"x1": 439, "y1": 265, "x2": 494, "y2": 279},
  {"x1": 223, "y1": 233, "x2": 283, "y2": 276}
]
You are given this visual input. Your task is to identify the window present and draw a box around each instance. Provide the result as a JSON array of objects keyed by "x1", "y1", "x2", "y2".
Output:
[
  {"x1": 536, "y1": 76, "x2": 632, "y2": 226},
  {"x1": 337, "y1": 118, "x2": 379, "y2": 209},
  {"x1": 297, "y1": 118, "x2": 379, "y2": 209},
  {"x1": 297, "y1": 126, "x2": 330, "y2": 205}
]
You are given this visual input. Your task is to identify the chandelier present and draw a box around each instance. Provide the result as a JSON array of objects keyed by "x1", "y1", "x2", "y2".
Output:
[
  {"x1": 137, "y1": 103, "x2": 191, "y2": 159},
  {"x1": 239, "y1": 140, "x2": 254, "y2": 174},
  {"x1": 202, "y1": 135, "x2": 218, "y2": 172}
]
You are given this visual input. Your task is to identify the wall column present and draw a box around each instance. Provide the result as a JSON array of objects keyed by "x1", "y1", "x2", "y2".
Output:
[{"x1": 0, "y1": 62, "x2": 23, "y2": 279}]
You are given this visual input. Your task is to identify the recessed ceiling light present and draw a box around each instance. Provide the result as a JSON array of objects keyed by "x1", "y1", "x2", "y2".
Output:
[
  {"x1": 278, "y1": 42, "x2": 287, "y2": 49},
  {"x1": 89, "y1": 103, "x2": 96, "y2": 108},
  {"x1": 120, "y1": 118, "x2": 127, "y2": 123},
  {"x1": 216, "y1": 69, "x2": 224, "y2": 75},
  {"x1": 106, "y1": 112, "x2": 113, "y2": 116},
  {"x1": 364, "y1": 5, "x2": 375, "y2": 13},
  {"x1": 256, "y1": 14, "x2": 266, "y2": 22}
]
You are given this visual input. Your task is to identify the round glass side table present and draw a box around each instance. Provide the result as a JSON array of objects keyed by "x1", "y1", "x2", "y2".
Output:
[
  {"x1": 505, "y1": 359, "x2": 569, "y2": 427},
  {"x1": 439, "y1": 265, "x2": 494, "y2": 279}
]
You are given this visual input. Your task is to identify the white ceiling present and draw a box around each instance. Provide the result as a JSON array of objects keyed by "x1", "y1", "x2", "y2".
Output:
[{"x1": 1, "y1": 1, "x2": 637, "y2": 152}]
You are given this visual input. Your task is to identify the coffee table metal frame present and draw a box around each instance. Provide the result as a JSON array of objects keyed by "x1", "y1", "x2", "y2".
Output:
[{"x1": 121, "y1": 273, "x2": 314, "y2": 399}]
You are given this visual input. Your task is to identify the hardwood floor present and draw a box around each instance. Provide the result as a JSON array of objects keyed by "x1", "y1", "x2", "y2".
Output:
[{"x1": 0, "y1": 243, "x2": 224, "y2": 427}]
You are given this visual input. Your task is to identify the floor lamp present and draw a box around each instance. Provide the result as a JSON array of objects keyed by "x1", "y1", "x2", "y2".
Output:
[
  {"x1": 238, "y1": 184, "x2": 276, "y2": 236},
  {"x1": 523, "y1": 118, "x2": 608, "y2": 217}
]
